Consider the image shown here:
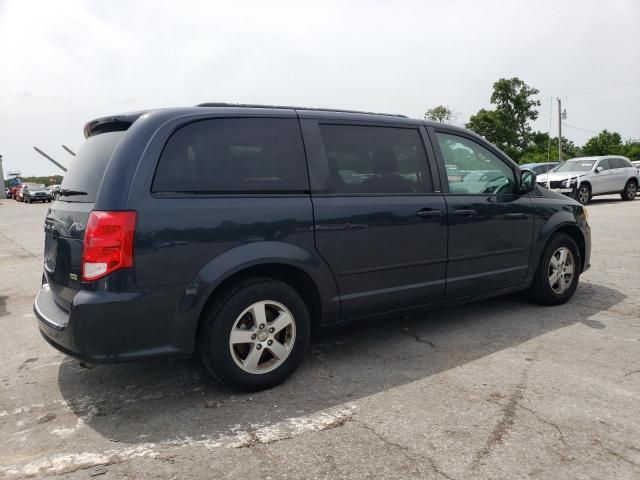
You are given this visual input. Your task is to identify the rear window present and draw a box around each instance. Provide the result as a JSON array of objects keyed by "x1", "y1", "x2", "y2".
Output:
[
  {"x1": 60, "y1": 131, "x2": 125, "y2": 203},
  {"x1": 152, "y1": 118, "x2": 308, "y2": 193}
]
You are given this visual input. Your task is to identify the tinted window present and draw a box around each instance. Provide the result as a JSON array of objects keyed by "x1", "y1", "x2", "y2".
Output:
[
  {"x1": 436, "y1": 133, "x2": 515, "y2": 194},
  {"x1": 60, "y1": 131, "x2": 125, "y2": 203},
  {"x1": 153, "y1": 118, "x2": 308, "y2": 193},
  {"x1": 319, "y1": 124, "x2": 431, "y2": 194},
  {"x1": 611, "y1": 158, "x2": 631, "y2": 169}
]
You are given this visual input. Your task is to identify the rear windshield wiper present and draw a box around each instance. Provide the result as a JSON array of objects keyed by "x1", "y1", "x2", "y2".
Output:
[{"x1": 58, "y1": 189, "x2": 88, "y2": 197}]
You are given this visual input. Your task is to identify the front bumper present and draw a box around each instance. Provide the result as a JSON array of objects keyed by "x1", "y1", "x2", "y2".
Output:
[
  {"x1": 34, "y1": 282, "x2": 184, "y2": 363},
  {"x1": 537, "y1": 184, "x2": 576, "y2": 196}
]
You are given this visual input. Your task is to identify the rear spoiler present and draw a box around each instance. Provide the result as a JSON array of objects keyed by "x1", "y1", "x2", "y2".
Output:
[{"x1": 83, "y1": 111, "x2": 146, "y2": 138}]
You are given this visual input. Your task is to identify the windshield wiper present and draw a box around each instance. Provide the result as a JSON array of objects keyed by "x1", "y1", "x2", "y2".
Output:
[{"x1": 58, "y1": 189, "x2": 88, "y2": 197}]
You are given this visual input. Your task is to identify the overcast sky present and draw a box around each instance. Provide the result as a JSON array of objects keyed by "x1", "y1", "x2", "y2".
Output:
[{"x1": 1, "y1": 0, "x2": 639, "y2": 176}]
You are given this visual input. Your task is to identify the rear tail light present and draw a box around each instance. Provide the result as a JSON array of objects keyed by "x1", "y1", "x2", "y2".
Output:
[{"x1": 82, "y1": 211, "x2": 137, "y2": 281}]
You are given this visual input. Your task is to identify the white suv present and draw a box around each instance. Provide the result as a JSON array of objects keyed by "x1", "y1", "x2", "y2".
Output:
[{"x1": 536, "y1": 156, "x2": 638, "y2": 205}]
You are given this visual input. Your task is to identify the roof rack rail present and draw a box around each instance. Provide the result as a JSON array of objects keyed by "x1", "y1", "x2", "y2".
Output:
[{"x1": 196, "y1": 102, "x2": 408, "y2": 118}]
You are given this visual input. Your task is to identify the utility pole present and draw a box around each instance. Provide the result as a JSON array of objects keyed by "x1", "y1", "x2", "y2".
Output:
[{"x1": 557, "y1": 97, "x2": 562, "y2": 162}]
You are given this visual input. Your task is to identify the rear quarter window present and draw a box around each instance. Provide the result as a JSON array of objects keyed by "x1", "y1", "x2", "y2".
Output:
[
  {"x1": 152, "y1": 118, "x2": 309, "y2": 193},
  {"x1": 60, "y1": 131, "x2": 125, "y2": 203}
]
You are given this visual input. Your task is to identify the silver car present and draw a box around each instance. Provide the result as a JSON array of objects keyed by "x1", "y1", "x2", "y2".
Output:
[{"x1": 536, "y1": 156, "x2": 638, "y2": 205}]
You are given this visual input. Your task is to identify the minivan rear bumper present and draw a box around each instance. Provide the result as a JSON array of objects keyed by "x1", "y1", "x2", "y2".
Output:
[{"x1": 34, "y1": 282, "x2": 184, "y2": 362}]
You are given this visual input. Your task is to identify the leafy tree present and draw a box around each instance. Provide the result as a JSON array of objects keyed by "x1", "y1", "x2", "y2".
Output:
[
  {"x1": 520, "y1": 133, "x2": 580, "y2": 164},
  {"x1": 490, "y1": 78, "x2": 541, "y2": 150},
  {"x1": 4, "y1": 175, "x2": 63, "y2": 188},
  {"x1": 581, "y1": 130, "x2": 624, "y2": 156},
  {"x1": 466, "y1": 77, "x2": 541, "y2": 162},
  {"x1": 623, "y1": 139, "x2": 640, "y2": 161},
  {"x1": 424, "y1": 105, "x2": 454, "y2": 123},
  {"x1": 466, "y1": 108, "x2": 517, "y2": 158}
]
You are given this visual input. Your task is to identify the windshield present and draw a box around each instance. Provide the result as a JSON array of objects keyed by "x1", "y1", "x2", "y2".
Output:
[
  {"x1": 60, "y1": 131, "x2": 125, "y2": 202},
  {"x1": 554, "y1": 160, "x2": 596, "y2": 173}
]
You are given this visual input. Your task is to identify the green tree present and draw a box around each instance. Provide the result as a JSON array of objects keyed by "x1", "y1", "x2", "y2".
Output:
[
  {"x1": 581, "y1": 130, "x2": 624, "y2": 156},
  {"x1": 4, "y1": 175, "x2": 63, "y2": 188},
  {"x1": 520, "y1": 133, "x2": 580, "y2": 164},
  {"x1": 622, "y1": 139, "x2": 640, "y2": 161},
  {"x1": 490, "y1": 78, "x2": 541, "y2": 149},
  {"x1": 424, "y1": 105, "x2": 454, "y2": 123},
  {"x1": 466, "y1": 77, "x2": 541, "y2": 162}
]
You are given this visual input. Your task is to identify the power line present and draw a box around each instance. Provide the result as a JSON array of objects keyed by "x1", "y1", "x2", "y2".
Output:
[{"x1": 562, "y1": 123, "x2": 600, "y2": 135}]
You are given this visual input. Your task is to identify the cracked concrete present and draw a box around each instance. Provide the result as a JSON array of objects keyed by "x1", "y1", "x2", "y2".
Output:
[{"x1": 1, "y1": 195, "x2": 639, "y2": 479}]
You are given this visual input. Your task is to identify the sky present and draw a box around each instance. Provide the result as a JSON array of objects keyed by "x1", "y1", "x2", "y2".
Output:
[{"x1": 1, "y1": 0, "x2": 639, "y2": 176}]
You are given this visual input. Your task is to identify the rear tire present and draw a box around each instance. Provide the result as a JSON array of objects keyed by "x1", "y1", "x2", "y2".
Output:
[
  {"x1": 530, "y1": 233, "x2": 581, "y2": 305},
  {"x1": 197, "y1": 277, "x2": 311, "y2": 392},
  {"x1": 620, "y1": 179, "x2": 637, "y2": 201}
]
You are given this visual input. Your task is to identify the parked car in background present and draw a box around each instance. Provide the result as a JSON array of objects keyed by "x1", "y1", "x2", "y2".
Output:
[
  {"x1": 8, "y1": 184, "x2": 22, "y2": 199},
  {"x1": 536, "y1": 156, "x2": 638, "y2": 205},
  {"x1": 35, "y1": 104, "x2": 591, "y2": 392},
  {"x1": 4, "y1": 187, "x2": 9, "y2": 199},
  {"x1": 520, "y1": 162, "x2": 559, "y2": 175},
  {"x1": 47, "y1": 184, "x2": 61, "y2": 199},
  {"x1": 15, "y1": 184, "x2": 28, "y2": 202},
  {"x1": 16, "y1": 183, "x2": 46, "y2": 202},
  {"x1": 24, "y1": 186, "x2": 52, "y2": 203}
]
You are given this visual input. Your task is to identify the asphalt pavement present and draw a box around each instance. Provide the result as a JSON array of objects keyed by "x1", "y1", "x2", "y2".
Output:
[{"x1": 0, "y1": 196, "x2": 639, "y2": 479}]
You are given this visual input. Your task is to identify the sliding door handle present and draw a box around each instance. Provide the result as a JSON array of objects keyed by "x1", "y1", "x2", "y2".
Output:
[
  {"x1": 504, "y1": 213, "x2": 527, "y2": 220},
  {"x1": 416, "y1": 209, "x2": 442, "y2": 218},
  {"x1": 453, "y1": 209, "x2": 476, "y2": 217}
]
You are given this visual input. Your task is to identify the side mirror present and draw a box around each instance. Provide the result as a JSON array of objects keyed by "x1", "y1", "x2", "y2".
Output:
[
  {"x1": 595, "y1": 166, "x2": 603, "y2": 173},
  {"x1": 520, "y1": 168, "x2": 537, "y2": 193}
]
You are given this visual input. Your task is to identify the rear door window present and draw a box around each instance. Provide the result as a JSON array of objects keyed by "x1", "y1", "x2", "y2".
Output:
[
  {"x1": 318, "y1": 124, "x2": 432, "y2": 194},
  {"x1": 611, "y1": 158, "x2": 630, "y2": 169},
  {"x1": 152, "y1": 118, "x2": 308, "y2": 193},
  {"x1": 59, "y1": 131, "x2": 125, "y2": 203}
]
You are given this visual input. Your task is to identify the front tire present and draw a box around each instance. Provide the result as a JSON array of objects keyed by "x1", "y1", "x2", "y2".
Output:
[
  {"x1": 621, "y1": 180, "x2": 637, "y2": 201},
  {"x1": 575, "y1": 184, "x2": 591, "y2": 205},
  {"x1": 198, "y1": 277, "x2": 311, "y2": 392},
  {"x1": 530, "y1": 233, "x2": 581, "y2": 305}
]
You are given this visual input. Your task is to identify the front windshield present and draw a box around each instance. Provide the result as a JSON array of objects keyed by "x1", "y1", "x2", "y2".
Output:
[{"x1": 554, "y1": 160, "x2": 596, "y2": 172}]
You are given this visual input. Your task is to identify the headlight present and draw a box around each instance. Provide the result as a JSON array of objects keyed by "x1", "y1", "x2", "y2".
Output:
[{"x1": 565, "y1": 177, "x2": 578, "y2": 187}]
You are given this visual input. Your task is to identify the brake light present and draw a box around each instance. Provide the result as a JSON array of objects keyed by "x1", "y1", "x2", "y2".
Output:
[{"x1": 82, "y1": 211, "x2": 137, "y2": 281}]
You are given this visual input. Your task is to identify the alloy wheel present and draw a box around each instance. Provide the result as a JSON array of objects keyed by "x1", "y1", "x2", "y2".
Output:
[
  {"x1": 548, "y1": 247, "x2": 575, "y2": 294},
  {"x1": 577, "y1": 186, "x2": 590, "y2": 205},
  {"x1": 228, "y1": 300, "x2": 296, "y2": 374}
]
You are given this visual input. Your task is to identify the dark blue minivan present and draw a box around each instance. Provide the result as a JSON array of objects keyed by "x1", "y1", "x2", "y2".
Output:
[{"x1": 35, "y1": 104, "x2": 591, "y2": 391}]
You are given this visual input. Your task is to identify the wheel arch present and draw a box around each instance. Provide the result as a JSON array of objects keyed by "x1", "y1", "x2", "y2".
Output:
[
  {"x1": 200, "y1": 262, "x2": 324, "y2": 331},
  {"x1": 530, "y1": 212, "x2": 588, "y2": 283},
  {"x1": 552, "y1": 224, "x2": 586, "y2": 271},
  {"x1": 171, "y1": 241, "x2": 339, "y2": 355}
]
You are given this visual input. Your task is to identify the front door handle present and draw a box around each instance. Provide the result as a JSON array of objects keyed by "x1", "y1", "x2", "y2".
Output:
[
  {"x1": 416, "y1": 209, "x2": 442, "y2": 218},
  {"x1": 504, "y1": 213, "x2": 527, "y2": 220},
  {"x1": 453, "y1": 209, "x2": 476, "y2": 218}
]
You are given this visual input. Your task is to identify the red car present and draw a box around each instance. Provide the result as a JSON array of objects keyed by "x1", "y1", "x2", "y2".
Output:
[{"x1": 8, "y1": 184, "x2": 22, "y2": 200}]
